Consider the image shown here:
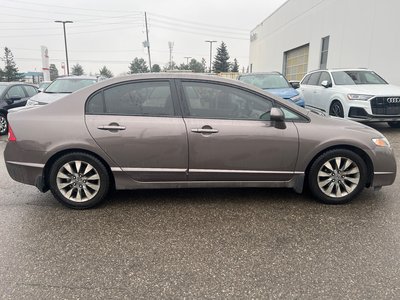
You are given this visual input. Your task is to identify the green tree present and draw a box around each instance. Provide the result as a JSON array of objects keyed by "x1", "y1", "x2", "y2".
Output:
[
  {"x1": 99, "y1": 66, "x2": 113, "y2": 78},
  {"x1": 213, "y1": 41, "x2": 230, "y2": 73},
  {"x1": 49, "y1": 64, "x2": 58, "y2": 81},
  {"x1": 230, "y1": 58, "x2": 239, "y2": 72},
  {"x1": 0, "y1": 67, "x2": 4, "y2": 81},
  {"x1": 151, "y1": 64, "x2": 161, "y2": 72},
  {"x1": 71, "y1": 63, "x2": 84, "y2": 76},
  {"x1": 201, "y1": 58, "x2": 207, "y2": 73},
  {"x1": 1, "y1": 47, "x2": 22, "y2": 81},
  {"x1": 189, "y1": 58, "x2": 205, "y2": 73},
  {"x1": 163, "y1": 61, "x2": 176, "y2": 72},
  {"x1": 129, "y1": 57, "x2": 149, "y2": 73},
  {"x1": 178, "y1": 63, "x2": 190, "y2": 71}
]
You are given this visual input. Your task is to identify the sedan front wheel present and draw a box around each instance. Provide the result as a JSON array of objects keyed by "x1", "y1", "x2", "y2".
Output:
[
  {"x1": 49, "y1": 152, "x2": 110, "y2": 209},
  {"x1": 308, "y1": 149, "x2": 367, "y2": 204}
]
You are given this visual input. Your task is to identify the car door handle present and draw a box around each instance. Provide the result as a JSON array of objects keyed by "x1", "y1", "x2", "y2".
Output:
[
  {"x1": 97, "y1": 125, "x2": 126, "y2": 131},
  {"x1": 191, "y1": 128, "x2": 219, "y2": 134}
]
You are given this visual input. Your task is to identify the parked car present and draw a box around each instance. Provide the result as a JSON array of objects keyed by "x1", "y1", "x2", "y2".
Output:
[
  {"x1": 26, "y1": 76, "x2": 98, "y2": 106},
  {"x1": 0, "y1": 82, "x2": 38, "y2": 135},
  {"x1": 5, "y1": 74, "x2": 396, "y2": 209},
  {"x1": 237, "y1": 72, "x2": 305, "y2": 107},
  {"x1": 300, "y1": 68, "x2": 400, "y2": 128},
  {"x1": 38, "y1": 81, "x2": 52, "y2": 92}
]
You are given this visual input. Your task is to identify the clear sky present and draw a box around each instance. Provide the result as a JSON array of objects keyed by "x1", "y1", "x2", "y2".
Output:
[{"x1": 0, "y1": 0, "x2": 287, "y2": 75}]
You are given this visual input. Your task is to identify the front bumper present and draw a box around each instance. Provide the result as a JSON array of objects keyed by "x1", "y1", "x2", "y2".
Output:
[{"x1": 348, "y1": 107, "x2": 400, "y2": 122}]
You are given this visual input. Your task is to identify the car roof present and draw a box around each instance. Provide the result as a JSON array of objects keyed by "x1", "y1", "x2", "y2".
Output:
[
  {"x1": 306, "y1": 68, "x2": 372, "y2": 74},
  {"x1": 55, "y1": 76, "x2": 98, "y2": 80}
]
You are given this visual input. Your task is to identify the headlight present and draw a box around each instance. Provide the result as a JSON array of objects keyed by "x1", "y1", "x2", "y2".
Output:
[
  {"x1": 26, "y1": 99, "x2": 39, "y2": 106},
  {"x1": 372, "y1": 137, "x2": 390, "y2": 147},
  {"x1": 347, "y1": 94, "x2": 374, "y2": 101},
  {"x1": 290, "y1": 94, "x2": 302, "y2": 101}
]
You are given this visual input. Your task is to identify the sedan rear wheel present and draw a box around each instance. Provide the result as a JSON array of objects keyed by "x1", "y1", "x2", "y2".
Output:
[
  {"x1": 49, "y1": 152, "x2": 110, "y2": 209},
  {"x1": 308, "y1": 149, "x2": 367, "y2": 204},
  {"x1": 0, "y1": 114, "x2": 8, "y2": 135}
]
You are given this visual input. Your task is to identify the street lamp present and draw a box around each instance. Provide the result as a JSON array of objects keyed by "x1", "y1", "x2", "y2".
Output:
[
  {"x1": 205, "y1": 40, "x2": 217, "y2": 73},
  {"x1": 55, "y1": 20, "x2": 73, "y2": 76}
]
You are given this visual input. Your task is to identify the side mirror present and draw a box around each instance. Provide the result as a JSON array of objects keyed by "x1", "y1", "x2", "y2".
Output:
[
  {"x1": 37, "y1": 89, "x2": 43, "y2": 93},
  {"x1": 290, "y1": 81, "x2": 300, "y2": 89},
  {"x1": 270, "y1": 107, "x2": 286, "y2": 129},
  {"x1": 321, "y1": 80, "x2": 332, "y2": 88},
  {"x1": 10, "y1": 95, "x2": 22, "y2": 101}
]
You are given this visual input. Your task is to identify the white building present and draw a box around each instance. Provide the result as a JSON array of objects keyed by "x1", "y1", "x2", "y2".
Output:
[{"x1": 249, "y1": 0, "x2": 400, "y2": 84}]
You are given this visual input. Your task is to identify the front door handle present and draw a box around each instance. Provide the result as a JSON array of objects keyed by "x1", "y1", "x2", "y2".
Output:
[
  {"x1": 97, "y1": 124, "x2": 126, "y2": 131},
  {"x1": 191, "y1": 128, "x2": 219, "y2": 134}
]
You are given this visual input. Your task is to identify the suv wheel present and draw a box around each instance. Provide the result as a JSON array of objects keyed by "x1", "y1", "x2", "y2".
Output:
[
  {"x1": 0, "y1": 113, "x2": 8, "y2": 135},
  {"x1": 308, "y1": 149, "x2": 367, "y2": 204},
  {"x1": 49, "y1": 152, "x2": 110, "y2": 209},
  {"x1": 329, "y1": 101, "x2": 344, "y2": 118},
  {"x1": 387, "y1": 121, "x2": 400, "y2": 128}
]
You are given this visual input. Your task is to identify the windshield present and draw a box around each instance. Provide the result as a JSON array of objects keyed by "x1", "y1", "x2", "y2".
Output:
[
  {"x1": 239, "y1": 74, "x2": 291, "y2": 89},
  {"x1": 45, "y1": 78, "x2": 97, "y2": 93},
  {"x1": 39, "y1": 82, "x2": 51, "y2": 90},
  {"x1": 0, "y1": 85, "x2": 7, "y2": 94},
  {"x1": 332, "y1": 71, "x2": 387, "y2": 85}
]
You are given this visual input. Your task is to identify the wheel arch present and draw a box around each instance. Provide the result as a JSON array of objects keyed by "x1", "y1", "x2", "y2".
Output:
[
  {"x1": 304, "y1": 144, "x2": 374, "y2": 188},
  {"x1": 43, "y1": 148, "x2": 116, "y2": 190}
]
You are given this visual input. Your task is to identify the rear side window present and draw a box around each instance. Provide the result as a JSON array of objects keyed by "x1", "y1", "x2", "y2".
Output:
[
  {"x1": 24, "y1": 85, "x2": 38, "y2": 97},
  {"x1": 86, "y1": 81, "x2": 174, "y2": 116}
]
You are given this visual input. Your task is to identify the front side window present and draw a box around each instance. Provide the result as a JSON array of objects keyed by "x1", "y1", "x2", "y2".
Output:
[
  {"x1": 332, "y1": 71, "x2": 387, "y2": 85},
  {"x1": 6, "y1": 86, "x2": 25, "y2": 99},
  {"x1": 182, "y1": 82, "x2": 273, "y2": 120},
  {"x1": 318, "y1": 72, "x2": 331, "y2": 85},
  {"x1": 307, "y1": 72, "x2": 321, "y2": 86},
  {"x1": 86, "y1": 81, "x2": 174, "y2": 116}
]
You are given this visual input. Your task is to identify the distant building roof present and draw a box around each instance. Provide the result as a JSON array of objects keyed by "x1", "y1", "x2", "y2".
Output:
[{"x1": 23, "y1": 72, "x2": 43, "y2": 77}]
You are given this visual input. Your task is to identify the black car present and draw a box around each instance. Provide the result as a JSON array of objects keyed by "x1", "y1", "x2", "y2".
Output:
[{"x1": 0, "y1": 82, "x2": 38, "y2": 135}]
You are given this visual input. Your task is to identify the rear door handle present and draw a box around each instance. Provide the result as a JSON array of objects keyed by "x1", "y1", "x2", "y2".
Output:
[
  {"x1": 191, "y1": 128, "x2": 219, "y2": 134},
  {"x1": 97, "y1": 125, "x2": 126, "y2": 131}
]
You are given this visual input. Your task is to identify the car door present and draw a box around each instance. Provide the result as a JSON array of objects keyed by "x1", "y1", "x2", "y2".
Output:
[
  {"x1": 178, "y1": 80, "x2": 299, "y2": 181},
  {"x1": 301, "y1": 72, "x2": 321, "y2": 109},
  {"x1": 314, "y1": 71, "x2": 334, "y2": 113},
  {"x1": 85, "y1": 80, "x2": 188, "y2": 182},
  {"x1": 4, "y1": 85, "x2": 28, "y2": 109}
]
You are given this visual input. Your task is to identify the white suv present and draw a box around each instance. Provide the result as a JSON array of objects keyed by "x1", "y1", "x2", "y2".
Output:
[{"x1": 300, "y1": 69, "x2": 400, "y2": 128}]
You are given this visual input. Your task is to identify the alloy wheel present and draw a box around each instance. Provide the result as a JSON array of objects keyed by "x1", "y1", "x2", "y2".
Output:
[
  {"x1": 317, "y1": 156, "x2": 360, "y2": 198},
  {"x1": 0, "y1": 115, "x2": 7, "y2": 134},
  {"x1": 56, "y1": 160, "x2": 100, "y2": 202}
]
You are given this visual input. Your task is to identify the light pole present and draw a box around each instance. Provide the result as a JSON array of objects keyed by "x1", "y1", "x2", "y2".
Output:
[
  {"x1": 55, "y1": 20, "x2": 73, "y2": 76},
  {"x1": 184, "y1": 56, "x2": 192, "y2": 64},
  {"x1": 205, "y1": 40, "x2": 217, "y2": 73}
]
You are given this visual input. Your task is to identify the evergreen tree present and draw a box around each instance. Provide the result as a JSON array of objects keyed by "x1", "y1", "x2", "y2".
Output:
[
  {"x1": 49, "y1": 64, "x2": 59, "y2": 81},
  {"x1": 151, "y1": 64, "x2": 161, "y2": 72},
  {"x1": 213, "y1": 42, "x2": 230, "y2": 73},
  {"x1": 71, "y1": 63, "x2": 84, "y2": 76},
  {"x1": 231, "y1": 58, "x2": 239, "y2": 72},
  {"x1": 201, "y1": 58, "x2": 207, "y2": 73},
  {"x1": 0, "y1": 67, "x2": 4, "y2": 82},
  {"x1": 1, "y1": 47, "x2": 22, "y2": 81},
  {"x1": 129, "y1": 57, "x2": 149, "y2": 73},
  {"x1": 99, "y1": 66, "x2": 113, "y2": 78}
]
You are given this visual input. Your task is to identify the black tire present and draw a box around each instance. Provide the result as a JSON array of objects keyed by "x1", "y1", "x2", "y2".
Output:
[
  {"x1": 0, "y1": 113, "x2": 8, "y2": 136},
  {"x1": 329, "y1": 101, "x2": 344, "y2": 118},
  {"x1": 48, "y1": 152, "x2": 110, "y2": 209},
  {"x1": 387, "y1": 121, "x2": 400, "y2": 128},
  {"x1": 308, "y1": 149, "x2": 367, "y2": 204}
]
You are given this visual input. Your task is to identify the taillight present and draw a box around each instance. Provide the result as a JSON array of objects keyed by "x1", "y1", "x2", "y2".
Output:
[{"x1": 8, "y1": 125, "x2": 16, "y2": 142}]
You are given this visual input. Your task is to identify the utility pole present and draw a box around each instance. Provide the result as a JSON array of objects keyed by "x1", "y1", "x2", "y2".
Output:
[
  {"x1": 144, "y1": 12, "x2": 152, "y2": 71},
  {"x1": 184, "y1": 56, "x2": 191, "y2": 64},
  {"x1": 168, "y1": 41, "x2": 174, "y2": 70},
  {"x1": 55, "y1": 20, "x2": 73, "y2": 76},
  {"x1": 205, "y1": 40, "x2": 217, "y2": 73}
]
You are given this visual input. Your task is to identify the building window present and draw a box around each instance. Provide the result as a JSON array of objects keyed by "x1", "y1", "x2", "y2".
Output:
[
  {"x1": 283, "y1": 44, "x2": 309, "y2": 81},
  {"x1": 320, "y1": 36, "x2": 330, "y2": 70}
]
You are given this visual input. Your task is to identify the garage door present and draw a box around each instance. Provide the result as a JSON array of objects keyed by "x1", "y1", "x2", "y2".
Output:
[{"x1": 284, "y1": 44, "x2": 309, "y2": 81}]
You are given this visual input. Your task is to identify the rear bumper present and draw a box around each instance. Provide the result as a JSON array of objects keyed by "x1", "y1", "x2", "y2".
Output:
[{"x1": 5, "y1": 160, "x2": 47, "y2": 191}]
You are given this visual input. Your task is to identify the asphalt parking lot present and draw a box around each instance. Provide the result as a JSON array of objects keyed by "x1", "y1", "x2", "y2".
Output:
[{"x1": 0, "y1": 124, "x2": 400, "y2": 299}]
